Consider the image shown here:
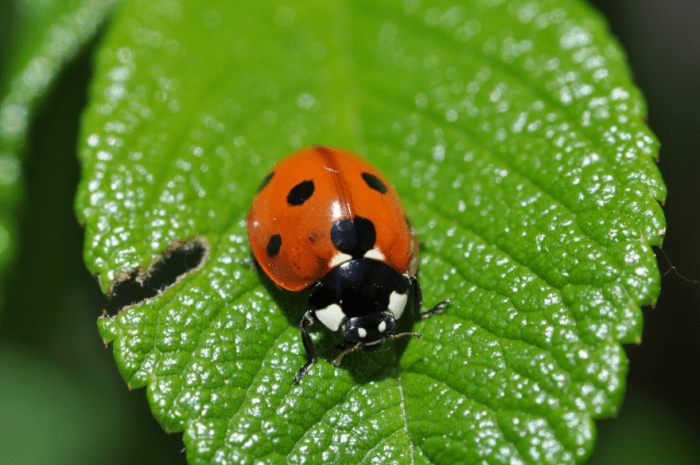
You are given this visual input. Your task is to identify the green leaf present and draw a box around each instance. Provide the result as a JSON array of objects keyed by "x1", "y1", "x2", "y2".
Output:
[
  {"x1": 78, "y1": 0, "x2": 665, "y2": 464},
  {"x1": 0, "y1": 0, "x2": 117, "y2": 312}
]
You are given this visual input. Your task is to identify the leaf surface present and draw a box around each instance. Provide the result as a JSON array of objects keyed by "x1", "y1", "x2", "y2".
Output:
[{"x1": 79, "y1": 0, "x2": 666, "y2": 463}]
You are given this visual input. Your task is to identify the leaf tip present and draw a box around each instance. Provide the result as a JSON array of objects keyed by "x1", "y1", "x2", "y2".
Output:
[{"x1": 97, "y1": 313, "x2": 119, "y2": 345}]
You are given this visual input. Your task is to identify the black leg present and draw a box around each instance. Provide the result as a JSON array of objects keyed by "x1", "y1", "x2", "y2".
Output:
[
  {"x1": 293, "y1": 311, "x2": 317, "y2": 383},
  {"x1": 410, "y1": 275, "x2": 451, "y2": 319},
  {"x1": 239, "y1": 256, "x2": 258, "y2": 270},
  {"x1": 411, "y1": 275, "x2": 423, "y2": 319},
  {"x1": 333, "y1": 340, "x2": 355, "y2": 351}
]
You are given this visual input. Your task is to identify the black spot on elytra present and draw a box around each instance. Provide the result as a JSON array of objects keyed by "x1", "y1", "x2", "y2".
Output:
[
  {"x1": 331, "y1": 217, "x2": 376, "y2": 257},
  {"x1": 361, "y1": 172, "x2": 387, "y2": 194},
  {"x1": 267, "y1": 234, "x2": 282, "y2": 257},
  {"x1": 354, "y1": 217, "x2": 377, "y2": 253},
  {"x1": 257, "y1": 171, "x2": 275, "y2": 192},
  {"x1": 287, "y1": 180, "x2": 314, "y2": 206}
]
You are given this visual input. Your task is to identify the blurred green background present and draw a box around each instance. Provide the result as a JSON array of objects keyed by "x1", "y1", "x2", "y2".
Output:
[{"x1": 0, "y1": 1, "x2": 698, "y2": 464}]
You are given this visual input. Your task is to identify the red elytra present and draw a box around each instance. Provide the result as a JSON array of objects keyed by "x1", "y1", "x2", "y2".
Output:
[{"x1": 247, "y1": 145, "x2": 419, "y2": 292}]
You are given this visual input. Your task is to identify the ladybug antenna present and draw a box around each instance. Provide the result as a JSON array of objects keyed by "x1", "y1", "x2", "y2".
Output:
[
  {"x1": 332, "y1": 342, "x2": 362, "y2": 366},
  {"x1": 332, "y1": 333, "x2": 424, "y2": 367},
  {"x1": 388, "y1": 332, "x2": 423, "y2": 341}
]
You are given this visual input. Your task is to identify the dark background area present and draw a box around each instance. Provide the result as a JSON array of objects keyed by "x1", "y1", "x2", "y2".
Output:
[{"x1": 0, "y1": 1, "x2": 698, "y2": 463}]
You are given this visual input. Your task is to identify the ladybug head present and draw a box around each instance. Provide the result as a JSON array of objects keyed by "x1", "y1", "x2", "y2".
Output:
[
  {"x1": 340, "y1": 311, "x2": 397, "y2": 348},
  {"x1": 332, "y1": 310, "x2": 424, "y2": 366}
]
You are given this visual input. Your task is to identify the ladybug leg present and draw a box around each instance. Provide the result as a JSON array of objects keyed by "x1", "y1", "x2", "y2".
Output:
[
  {"x1": 333, "y1": 340, "x2": 355, "y2": 351},
  {"x1": 239, "y1": 256, "x2": 258, "y2": 270},
  {"x1": 294, "y1": 311, "x2": 317, "y2": 383},
  {"x1": 410, "y1": 275, "x2": 451, "y2": 319},
  {"x1": 332, "y1": 342, "x2": 362, "y2": 366}
]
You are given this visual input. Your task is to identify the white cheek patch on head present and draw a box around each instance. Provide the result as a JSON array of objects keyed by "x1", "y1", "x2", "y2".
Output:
[
  {"x1": 364, "y1": 247, "x2": 385, "y2": 262},
  {"x1": 328, "y1": 252, "x2": 352, "y2": 269},
  {"x1": 314, "y1": 304, "x2": 346, "y2": 332},
  {"x1": 388, "y1": 291, "x2": 408, "y2": 321}
]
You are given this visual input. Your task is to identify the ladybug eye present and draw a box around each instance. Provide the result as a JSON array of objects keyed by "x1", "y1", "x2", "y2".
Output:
[
  {"x1": 287, "y1": 180, "x2": 315, "y2": 206},
  {"x1": 361, "y1": 172, "x2": 387, "y2": 194}
]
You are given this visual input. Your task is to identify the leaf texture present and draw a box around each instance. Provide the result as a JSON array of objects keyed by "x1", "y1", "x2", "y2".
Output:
[{"x1": 78, "y1": 1, "x2": 665, "y2": 463}]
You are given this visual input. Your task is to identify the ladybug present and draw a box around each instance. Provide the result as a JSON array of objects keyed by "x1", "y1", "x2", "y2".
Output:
[{"x1": 247, "y1": 146, "x2": 450, "y2": 382}]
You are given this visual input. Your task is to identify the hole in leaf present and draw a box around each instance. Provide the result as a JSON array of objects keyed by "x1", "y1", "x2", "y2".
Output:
[{"x1": 103, "y1": 237, "x2": 209, "y2": 313}]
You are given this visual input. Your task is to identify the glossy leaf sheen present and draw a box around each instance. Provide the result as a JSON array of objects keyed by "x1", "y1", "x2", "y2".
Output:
[{"x1": 79, "y1": 0, "x2": 665, "y2": 464}]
